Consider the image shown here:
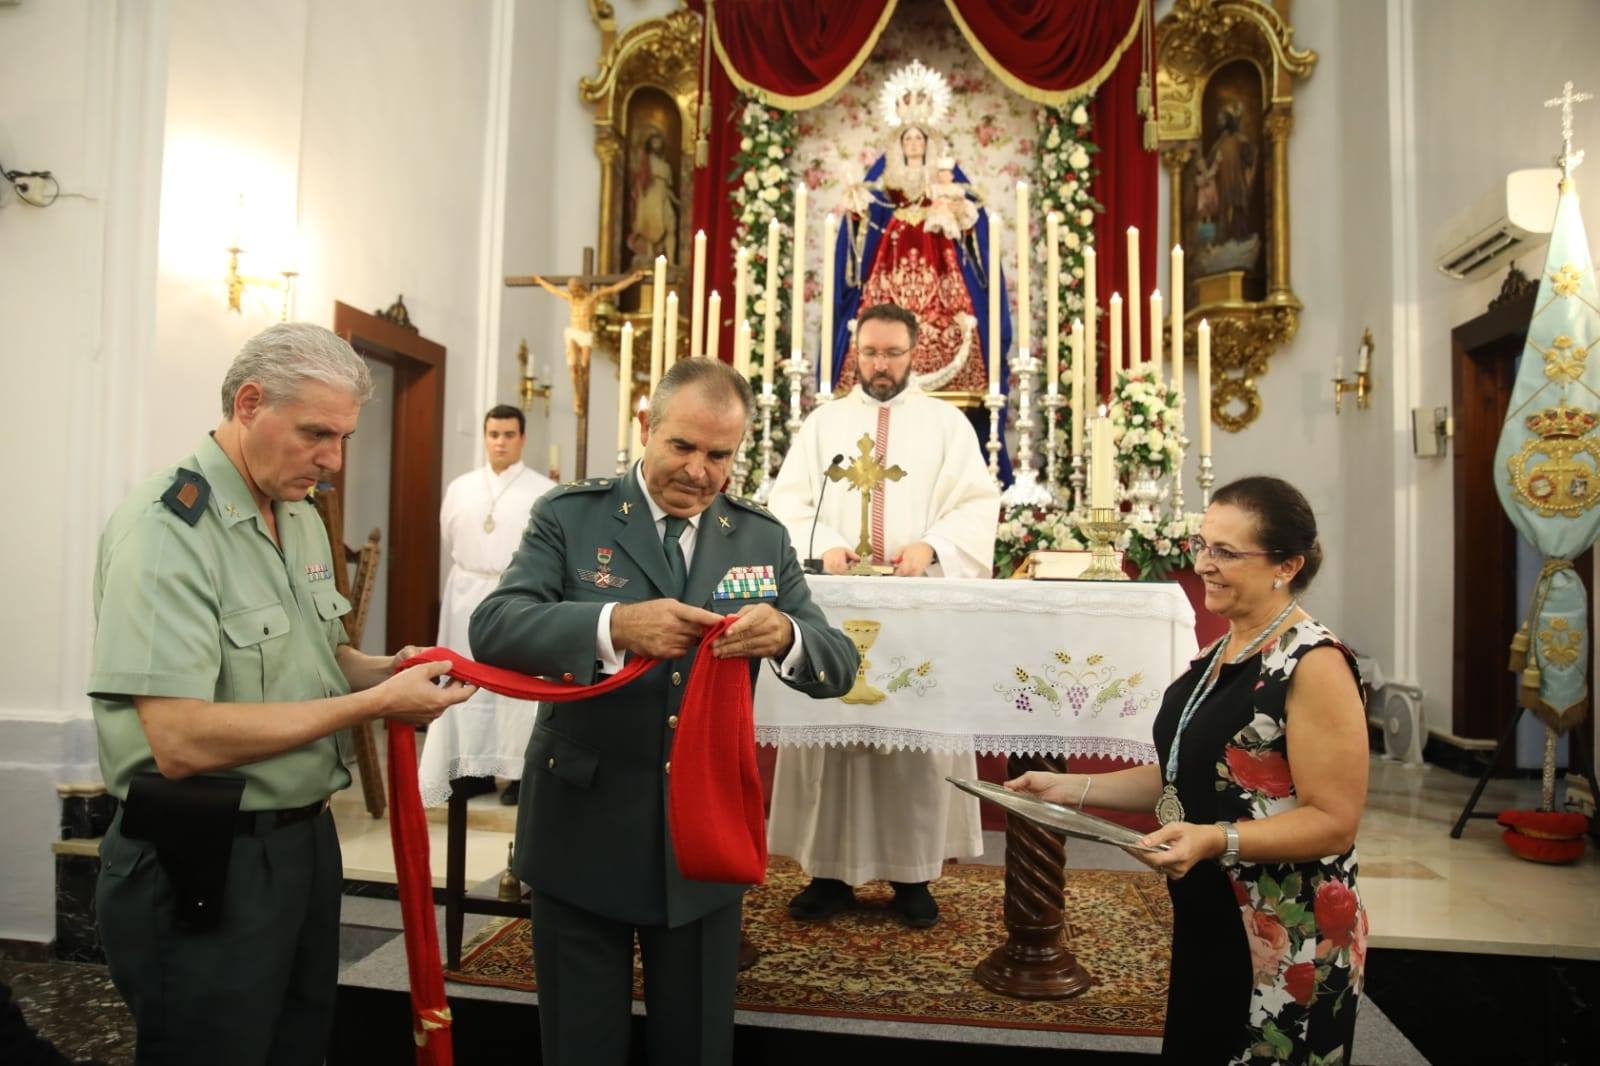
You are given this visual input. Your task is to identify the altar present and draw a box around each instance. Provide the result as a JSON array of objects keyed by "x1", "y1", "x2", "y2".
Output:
[{"x1": 757, "y1": 573, "x2": 1196, "y2": 998}]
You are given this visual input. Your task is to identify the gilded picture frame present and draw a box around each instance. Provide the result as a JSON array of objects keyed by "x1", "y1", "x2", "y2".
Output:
[{"x1": 1157, "y1": 0, "x2": 1316, "y2": 432}]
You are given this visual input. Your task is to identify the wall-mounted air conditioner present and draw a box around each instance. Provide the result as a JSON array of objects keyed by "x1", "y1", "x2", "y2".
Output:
[{"x1": 1435, "y1": 168, "x2": 1561, "y2": 281}]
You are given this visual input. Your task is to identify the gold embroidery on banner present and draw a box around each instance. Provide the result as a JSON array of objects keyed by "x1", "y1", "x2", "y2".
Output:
[
  {"x1": 1508, "y1": 406, "x2": 1600, "y2": 517},
  {"x1": 1551, "y1": 263, "x2": 1584, "y2": 297},
  {"x1": 1538, "y1": 617, "x2": 1582, "y2": 668},
  {"x1": 1542, "y1": 334, "x2": 1590, "y2": 383}
]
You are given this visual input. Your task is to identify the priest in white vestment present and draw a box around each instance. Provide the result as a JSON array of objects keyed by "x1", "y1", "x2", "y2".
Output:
[
  {"x1": 418, "y1": 404, "x2": 555, "y2": 806},
  {"x1": 765, "y1": 303, "x2": 999, "y2": 927}
]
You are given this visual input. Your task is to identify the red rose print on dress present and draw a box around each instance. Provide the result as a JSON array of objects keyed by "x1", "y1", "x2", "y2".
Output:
[
  {"x1": 1224, "y1": 746, "x2": 1295, "y2": 797},
  {"x1": 1314, "y1": 880, "x2": 1361, "y2": 948},
  {"x1": 1284, "y1": 961, "x2": 1317, "y2": 1007},
  {"x1": 1243, "y1": 907, "x2": 1289, "y2": 984}
]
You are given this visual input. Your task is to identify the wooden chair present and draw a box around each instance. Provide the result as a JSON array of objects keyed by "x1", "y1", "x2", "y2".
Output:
[{"x1": 313, "y1": 488, "x2": 387, "y2": 818}]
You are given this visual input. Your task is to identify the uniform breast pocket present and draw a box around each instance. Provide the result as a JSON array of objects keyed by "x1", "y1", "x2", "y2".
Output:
[
  {"x1": 220, "y1": 602, "x2": 292, "y2": 702},
  {"x1": 312, "y1": 588, "x2": 353, "y2": 642}
]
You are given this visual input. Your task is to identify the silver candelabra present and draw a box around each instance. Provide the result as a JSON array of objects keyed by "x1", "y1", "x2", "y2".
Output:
[
  {"x1": 1000, "y1": 348, "x2": 1053, "y2": 508},
  {"x1": 1042, "y1": 390, "x2": 1067, "y2": 505},
  {"x1": 983, "y1": 391, "x2": 1005, "y2": 484},
  {"x1": 1198, "y1": 454, "x2": 1215, "y2": 508},
  {"x1": 614, "y1": 447, "x2": 629, "y2": 479},
  {"x1": 784, "y1": 349, "x2": 809, "y2": 437},
  {"x1": 753, "y1": 386, "x2": 778, "y2": 503}
]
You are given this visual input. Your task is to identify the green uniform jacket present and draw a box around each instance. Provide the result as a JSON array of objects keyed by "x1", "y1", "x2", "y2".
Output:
[{"x1": 470, "y1": 468, "x2": 857, "y2": 928}]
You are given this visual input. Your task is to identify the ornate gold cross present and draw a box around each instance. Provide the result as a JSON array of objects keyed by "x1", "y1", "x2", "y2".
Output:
[{"x1": 827, "y1": 433, "x2": 907, "y2": 575}]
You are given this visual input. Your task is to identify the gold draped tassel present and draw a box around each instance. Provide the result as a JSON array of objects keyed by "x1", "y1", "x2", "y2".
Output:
[
  {"x1": 1136, "y1": 71, "x2": 1152, "y2": 117},
  {"x1": 1143, "y1": 116, "x2": 1159, "y2": 151},
  {"x1": 1508, "y1": 622, "x2": 1530, "y2": 672}
]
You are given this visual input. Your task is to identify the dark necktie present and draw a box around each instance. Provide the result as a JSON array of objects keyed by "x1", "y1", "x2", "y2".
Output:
[{"x1": 662, "y1": 515, "x2": 688, "y2": 598}]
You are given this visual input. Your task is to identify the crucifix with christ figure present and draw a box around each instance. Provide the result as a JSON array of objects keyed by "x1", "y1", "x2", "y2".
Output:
[
  {"x1": 828, "y1": 432, "x2": 908, "y2": 576},
  {"x1": 506, "y1": 246, "x2": 647, "y2": 477}
]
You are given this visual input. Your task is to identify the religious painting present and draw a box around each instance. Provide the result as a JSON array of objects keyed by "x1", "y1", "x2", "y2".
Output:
[
  {"x1": 622, "y1": 89, "x2": 684, "y2": 271},
  {"x1": 1156, "y1": 0, "x2": 1315, "y2": 432},
  {"x1": 1182, "y1": 60, "x2": 1267, "y2": 305}
]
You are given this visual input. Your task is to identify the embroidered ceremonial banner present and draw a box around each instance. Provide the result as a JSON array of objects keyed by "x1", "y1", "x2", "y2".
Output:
[
  {"x1": 1492, "y1": 164, "x2": 1600, "y2": 731},
  {"x1": 753, "y1": 576, "x2": 1197, "y2": 760}
]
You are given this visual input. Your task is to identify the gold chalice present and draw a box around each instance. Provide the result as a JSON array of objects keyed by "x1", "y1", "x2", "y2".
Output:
[{"x1": 839, "y1": 619, "x2": 886, "y2": 705}]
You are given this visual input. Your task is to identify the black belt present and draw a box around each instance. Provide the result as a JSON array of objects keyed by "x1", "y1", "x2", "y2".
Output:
[{"x1": 233, "y1": 798, "x2": 329, "y2": 836}]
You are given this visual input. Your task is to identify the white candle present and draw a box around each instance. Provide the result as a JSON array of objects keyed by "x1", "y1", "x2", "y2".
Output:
[
  {"x1": 1335, "y1": 350, "x2": 1344, "y2": 382},
  {"x1": 1016, "y1": 181, "x2": 1030, "y2": 356},
  {"x1": 616, "y1": 322, "x2": 635, "y2": 457},
  {"x1": 1198, "y1": 319, "x2": 1212, "y2": 456},
  {"x1": 1109, "y1": 292, "x2": 1123, "y2": 380},
  {"x1": 690, "y1": 229, "x2": 706, "y2": 360},
  {"x1": 1084, "y1": 245, "x2": 1097, "y2": 402},
  {"x1": 1045, "y1": 211, "x2": 1060, "y2": 394},
  {"x1": 1126, "y1": 226, "x2": 1141, "y2": 370},
  {"x1": 1090, "y1": 412, "x2": 1114, "y2": 509},
  {"x1": 820, "y1": 213, "x2": 836, "y2": 395},
  {"x1": 1170, "y1": 244, "x2": 1184, "y2": 395},
  {"x1": 736, "y1": 317, "x2": 752, "y2": 378},
  {"x1": 988, "y1": 213, "x2": 1002, "y2": 394},
  {"x1": 1070, "y1": 318, "x2": 1084, "y2": 456},
  {"x1": 733, "y1": 246, "x2": 750, "y2": 332},
  {"x1": 631, "y1": 395, "x2": 646, "y2": 456},
  {"x1": 665, "y1": 290, "x2": 679, "y2": 364},
  {"x1": 705, "y1": 290, "x2": 721, "y2": 363},
  {"x1": 1149, "y1": 289, "x2": 1163, "y2": 379},
  {"x1": 649, "y1": 254, "x2": 667, "y2": 392},
  {"x1": 549, "y1": 443, "x2": 560, "y2": 477},
  {"x1": 762, "y1": 218, "x2": 780, "y2": 380},
  {"x1": 791, "y1": 183, "x2": 807, "y2": 351}
]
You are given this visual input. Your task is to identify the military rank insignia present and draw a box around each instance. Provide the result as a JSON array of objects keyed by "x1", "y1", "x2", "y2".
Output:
[
  {"x1": 713, "y1": 564, "x2": 778, "y2": 600},
  {"x1": 304, "y1": 563, "x2": 333, "y2": 583},
  {"x1": 578, "y1": 546, "x2": 630, "y2": 589}
]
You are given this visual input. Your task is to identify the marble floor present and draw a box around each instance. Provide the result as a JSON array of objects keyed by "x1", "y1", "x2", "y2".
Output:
[{"x1": 335, "y1": 755, "x2": 1600, "y2": 960}]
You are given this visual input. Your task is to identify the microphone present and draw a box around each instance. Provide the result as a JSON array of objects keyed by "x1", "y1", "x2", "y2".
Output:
[{"x1": 804, "y1": 453, "x2": 846, "y2": 574}]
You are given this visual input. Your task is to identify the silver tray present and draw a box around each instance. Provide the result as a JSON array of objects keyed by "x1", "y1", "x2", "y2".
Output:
[{"x1": 946, "y1": 777, "x2": 1169, "y2": 853}]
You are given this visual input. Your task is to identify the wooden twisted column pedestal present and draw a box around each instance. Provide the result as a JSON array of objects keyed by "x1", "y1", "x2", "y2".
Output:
[{"x1": 973, "y1": 752, "x2": 1093, "y2": 999}]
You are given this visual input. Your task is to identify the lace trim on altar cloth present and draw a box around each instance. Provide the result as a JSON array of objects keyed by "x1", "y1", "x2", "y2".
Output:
[
  {"x1": 417, "y1": 756, "x2": 526, "y2": 809},
  {"x1": 805, "y1": 576, "x2": 1195, "y2": 624},
  {"x1": 754, "y1": 724, "x2": 1157, "y2": 762}
]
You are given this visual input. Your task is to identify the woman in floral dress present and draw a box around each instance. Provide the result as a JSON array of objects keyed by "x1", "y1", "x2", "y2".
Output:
[{"x1": 1009, "y1": 477, "x2": 1369, "y2": 1064}]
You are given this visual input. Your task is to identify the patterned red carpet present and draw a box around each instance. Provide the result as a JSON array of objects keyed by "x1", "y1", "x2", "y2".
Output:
[{"x1": 448, "y1": 857, "x2": 1172, "y2": 1037}]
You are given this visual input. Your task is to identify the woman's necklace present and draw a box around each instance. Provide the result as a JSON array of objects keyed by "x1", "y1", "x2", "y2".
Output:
[
  {"x1": 481, "y1": 465, "x2": 527, "y2": 534},
  {"x1": 1155, "y1": 599, "x2": 1299, "y2": 825}
]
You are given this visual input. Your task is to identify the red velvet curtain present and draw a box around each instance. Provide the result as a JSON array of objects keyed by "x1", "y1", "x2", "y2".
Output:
[{"x1": 690, "y1": 0, "x2": 1157, "y2": 382}]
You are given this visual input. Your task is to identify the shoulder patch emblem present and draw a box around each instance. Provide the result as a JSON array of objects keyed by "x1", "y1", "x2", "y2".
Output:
[{"x1": 161, "y1": 468, "x2": 211, "y2": 527}]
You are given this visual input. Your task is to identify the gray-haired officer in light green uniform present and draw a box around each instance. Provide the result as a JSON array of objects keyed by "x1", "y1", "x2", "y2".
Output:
[{"x1": 89, "y1": 323, "x2": 475, "y2": 1066}]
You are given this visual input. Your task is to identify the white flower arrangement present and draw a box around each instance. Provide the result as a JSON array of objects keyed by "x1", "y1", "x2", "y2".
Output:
[
  {"x1": 994, "y1": 504, "x2": 1203, "y2": 580},
  {"x1": 1109, "y1": 366, "x2": 1184, "y2": 478},
  {"x1": 730, "y1": 95, "x2": 798, "y2": 385},
  {"x1": 1033, "y1": 101, "x2": 1101, "y2": 326}
]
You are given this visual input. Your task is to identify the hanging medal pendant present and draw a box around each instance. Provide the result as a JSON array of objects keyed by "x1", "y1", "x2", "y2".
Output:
[
  {"x1": 1155, "y1": 784, "x2": 1185, "y2": 825},
  {"x1": 483, "y1": 514, "x2": 496, "y2": 533}
]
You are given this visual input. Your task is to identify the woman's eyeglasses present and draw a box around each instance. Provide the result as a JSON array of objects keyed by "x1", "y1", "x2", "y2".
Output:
[{"x1": 1185, "y1": 536, "x2": 1276, "y2": 564}]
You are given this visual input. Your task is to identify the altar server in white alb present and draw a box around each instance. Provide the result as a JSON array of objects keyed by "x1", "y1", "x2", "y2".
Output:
[
  {"x1": 419, "y1": 405, "x2": 554, "y2": 806},
  {"x1": 765, "y1": 302, "x2": 999, "y2": 927}
]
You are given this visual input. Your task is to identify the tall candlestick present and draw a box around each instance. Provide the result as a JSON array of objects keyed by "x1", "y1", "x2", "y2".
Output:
[
  {"x1": 664, "y1": 291, "x2": 679, "y2": 364},
  {"x1": 1109, "y1": 292, "x2": 1123, "y2": 380},
  {"x1": 1084, "y1": 244, "x2": 1097, "y2": 401},
  {"x1": 616, "y1": 322, "x2": 635, "y2": 457},
  {"x1": 820, "y1": 213, "x2": 836, "y2": 395},
  {"x1": 1149, "y1": 290, "x2": 1163, "y2": 379},
  {"x1": 762, "y1": 218, "x2": 780, "y2": 380},
  {"x1": 1170, "y1": 244, "x2": 1184, "y2": 395},
  {"x1": 649, "y1": 254, "x2": 667, "y2": 392},
  {"x1": 791, "y1": 183, "x2": 807, "y2": 351},
  {"x1": 1015, "y1": 181, "x2": 1030, "y2": 355},
  {"x1": 549, "y1": 443, "x2": 560, "y2": 477},
  {"x1": 1198, "y1": 319, "x2": 1212, "y2": 456},
  {"x1": 1126, "y1": 226, "x2": 1141, "y2": 370},
  {"x1": 733, "y1": 246, "x2": 750, "y2": 332},
  {"x1": 1090, "y1": 412, "x2": 1114, "y2": 509},
  {"x1": 1071, "y1": 319, "x2": 1085, "y2": 455},
  {"x1": 1045, "y1": 211, "x2": 1060, "y2": 394},
  {"x1": 690, "y1": 229, "x2": 706, "y2": 360},
  {"x1": 705, "y1": 290, "x2": 721, "y2": 363},
  {"x1": 988, "y1": 213, "x2": 1002, "y2": 394}
]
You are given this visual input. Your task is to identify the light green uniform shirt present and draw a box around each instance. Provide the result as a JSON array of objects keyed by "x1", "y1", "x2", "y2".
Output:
[{"x1": 89, "y1": 434, "x2": 355, "y2": 810}]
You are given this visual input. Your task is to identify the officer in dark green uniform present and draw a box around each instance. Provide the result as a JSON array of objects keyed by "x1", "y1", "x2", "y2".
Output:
[
  {"x1": 89, "y1": 323, "x2": 474, "y2": 1066},
  {"x1": 471, "y1": 358, "x2": 857, "y2": 1065}
]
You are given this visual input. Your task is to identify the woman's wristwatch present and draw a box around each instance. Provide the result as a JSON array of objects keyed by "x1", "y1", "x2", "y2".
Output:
[{"x1": 1215, "y1": 822, "x2": 1241, "y2": 868}]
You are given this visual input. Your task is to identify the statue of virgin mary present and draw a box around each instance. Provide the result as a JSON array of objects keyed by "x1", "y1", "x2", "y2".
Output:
[{"x1": 830, "y1": 60, "x2": 1010, "y2": 400}]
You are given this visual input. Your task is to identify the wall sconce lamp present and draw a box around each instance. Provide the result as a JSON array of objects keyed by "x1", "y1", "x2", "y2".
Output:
[
  {"x1": 516, "y1": 339, "x2": 552, "y2": 417},
  {"x1": 1333, "y1": 328, "x2": 1375, "y2": 414},
  {"x1": 225, "y1": 244, "x2": 298, "y2": 321}
]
